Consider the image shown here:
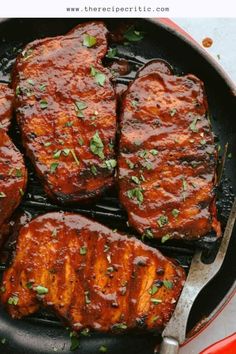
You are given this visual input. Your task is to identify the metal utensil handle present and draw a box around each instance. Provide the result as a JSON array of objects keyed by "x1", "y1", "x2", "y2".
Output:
[{"x1": 159, "y1": 337, "x2": 179, "y2": 354}]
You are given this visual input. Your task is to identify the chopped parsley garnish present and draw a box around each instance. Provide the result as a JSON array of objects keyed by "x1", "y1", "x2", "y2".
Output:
[
  {"x1": 78, "y1": 137, "x2": 84, "y2": 146},
  {"x1": 27, "y1": 79, "x2": 35, "y2": 86},
  {"x1": 99, "y1": 345, "x2": 108, "y2": 352},
  {"x1": 90, "y1": 65, "x2": 106, "y2": 86},
  {"x1": 124, "y1": 26, "x2": 144, "y2": 42},
  {"x1": 148, "y1": 285, "x2": 158, "y2": 295},
  {"x1": 200, "y1": 139, "x2": 206, "y2": 145},
  {"x1": 83, "y1": 34, "x2": 97, "y2": 48},
  {"x1": 112, "y1": 322, "x2": 127, "y2": 330},
  {"x1": 163, "y1": 280, "x2": 173, "y2": 289},
  {"x1": 131, "y1": 100, "x2": 138, "y2": 107},
  {"x1": 53, "y1": 150, "x2": 61, "y2": 159},
  {"x1": 169, "y1": 108, "x2": 177, "y2": 116},
  {"x1": 62, "y1": 148, "x2": 70, "y2": 156},
  {"x1": 65, "y1": 121, "x2": 73, "y2": 127},
  {"x1": 50, "y1": 162, "x2": 59, "y2": 174},
  {"x1": 157, "y1": 215, "x2": 168, "y2": 228},
  {"x1": 172, "y1": 209, "x2": 180, "y2": 218},
  {"x1": 0, "y1": 192, "x2": 6, "y2": 198},
  {"x1": 142, "y1": 228, "x2": 154, "y2": 240},
  {"x1": 0, "y1": 286, "x2": 6, "y2": 293},
  {"x1": 22, "y1": 48, "x2": 33, "y2": 60},
  {"x1": 71, "y1": 149, "x2": 80, "y2": 166},
  {"x1": 151, "y1": 315, "x2": 160, "y2": 322},
  {"x1": 90, "y1": 165, "x2": 97, "y2": 175},
  {"x1": 15, "y1": 86, "x2": 21, "y2": 96},
  {"x1": 139, "y1": 150, "x2": 148, "y2": 159},
  {"x1": 80, "y1": 246, "x2": 87, "y2": 255},
  {"x1": 75, "y1": 100, "x2": 87, "y2": 118},
  {"x1": 19, "y1": 188, "x2": 24, "y2": 196},
  {"x1": 126, "y1": 159, "x2": 135, "y2": 169},
  {"x1": 39, "y1": 83, "x2": 47, "y2": 91},
  {"x1": 150, "y1": 149, "x2": 158, "y2": 156},
  {"x1": 189, "y1": 117, "x2": 199, "y2": 132},
  {"x1": 84, "y1": 291, "x2": 91, "y2": 304},
  {"x1": 127, "y1": 187, "x2": 143, "y2": 204},
  {"x1": 142, "y1": 161, "x2": 153, "y2": 170},
  {"x1": 150, "y1": 298, "x2": 162, "y2": 305},
  {"x1": 104, "y1": 159, "x2": 117, "y2": 170},
  {"x1": 34, "y1": 285, "x2": 48, "y2": 295},
  {"x1": 44, "y1": 141, "x2": 52, "y2": 147},
  {"x1": 15, "y1": 169, "x2": 23, "y2": 178},
  {"x1": 70, "y1": 331, "x2": 80, "y2": 351},
  {"x1": 1, "y1": 338, "x2": 6, "y2": 344},
  {"x1": 131, "y1": 176, "x2": 140, "y2": 185},
  {"x1": 182, "y1": 177, "x2": 188, "y2": 191},
  {"x1": 39, "y1": 100, "x2": 48, "y2": 109},
  {"x1": 90, "y1": 131, "x2": 105, "y2": 159},
  {"x1": 8, "y1": 295, "x2": 19, "y2": 305},
  {"x1": 161, "y1": 234, "x2": 171, "y2": 243},
  {"x1": 81, "y1": 328, "x2": 90, "y2": 336},
  {"x1": 228, "y1": 153, "x2": 232, "y2": 158},
  {"x1": 107, "y1": 47, "x2": 117, "y2": 58},
  {"x1": 26, "y1": 281, "x2": 34, "y2": 289}
]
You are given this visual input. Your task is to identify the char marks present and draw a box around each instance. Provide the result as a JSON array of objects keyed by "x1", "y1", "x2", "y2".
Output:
[{"x1": 1, "y1": 212, "x2": 185, "y2": 332}]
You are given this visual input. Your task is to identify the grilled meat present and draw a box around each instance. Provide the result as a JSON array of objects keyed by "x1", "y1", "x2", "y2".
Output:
[
  {"x1": 0, "y1": 83, "x2": 14, "y2": 131},
  {"x1": 1, "y1": 212, "x2": 185, "y2": 332},
  {"x1": 0, "y1": 83, "x2": 27, "y2": 246},
  {"x1": 12, "y1": 22, "x2": 117, "y2": 204},
  {"x1": 118, "y1": 61, "x2": 221, "y2": 240}
]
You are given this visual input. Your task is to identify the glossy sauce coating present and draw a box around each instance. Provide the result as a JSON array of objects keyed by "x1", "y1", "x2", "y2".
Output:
[
  {"x1": 1, "y1": 212, "x2": 185, "y2": 332},
  {"x1": 12, "y1": 22, "x2": 117, "y2": 203},
  {"x1": 0, "y1": 83, "x2": 14, "y2": 130},
  {"x1": 118, "y1": 61, "x2": 221, "y2": 240}
]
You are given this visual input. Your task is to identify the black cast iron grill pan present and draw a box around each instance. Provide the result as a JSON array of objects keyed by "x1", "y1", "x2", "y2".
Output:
[{"x1": 0, "y1": 18, "x2": 235, "y2": 354}]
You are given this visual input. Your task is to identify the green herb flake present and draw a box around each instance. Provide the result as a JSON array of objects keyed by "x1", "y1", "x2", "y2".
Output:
[
  {"x1": 70, "y1": 331, "x2": 80, "y2": 351},
  {"x1": 148, "y1": 285, "x2": 158, "y2": 296},
  {"x1": 126, "y1": 159, "x2": 135, "y2": 169},
  {"x1": 34, "y1": 285, "x2": 48, "y2": 295},
  {"x1": 80, "y1": 246, "x2": 87, "y2": 255},
  {"x1": 53, "y1": 150, "x2": 62, "y2": 159},
  {"x1": 65, "y1": 121, "x2": 73, "y2": 127},
  {"x1": 90, "y1": 131, "x2": 105, "y2": 159},
  {"x1": 83, "y1": 34, "x2": 97, "y2": 48},
  {"x1": 71, "y1": 149, "x2": 80, "y2": 166},
  {"x1": 163, "y1": 280, "x2": 173, "y2": 289},
  {"x1": 161, "y1": 234, "x2": 171, "y2": 244},
  {"x1": 189, "y1": 117, "x2": 199, "y2": 132},
  {"x1": 26, "y1": 281, "x2": 34, "y2": 289},
  {"x1": 200, "y1": 139, "x2": 206, "y2": 145},
  {"x1": 143, "y1": 161, "x2": 153, "y2": 170},
  {"x1": 169, "y1": 108, "x2": 177, "y2": 117},
  {"x1": 44, "y1": 141, "x2": 52, "y2": 147},
  {"x1": 150, "y1": 149, "x2": 158, "y2": 156},
  {"x1": 131, "y1": 176, "x2": 140, "y2": 185},
  {"x1": 90, "y1": 165, "x2": 98, "y2": 176},
  {"x1": 150, "y1": 298, "x2": 162, "y2": 305},
  {"x1": 78, "y1": 137, "x2": 84, "y2": 146},
  {"x1": 15, "y1": 86, "x2": 21, "y2": 96},
  {"x1": 50, "y1": 162, "x2": 59, "y2": 174},
  {"x1": 151, "y1": 315, "x2": 160, "y2": 323},
  {"x1": 75, "y1": 100, "x2": 87, "y2": 111},
  {"x1": 228, "y1": 153, "x2": 232, "y2": 159},
  {"x1": 62, "y1": 148, "x2": 71, "y2": 156},
  {"x1": 1, "y1": 338, "x2": 6, "y2": 344},
  {"x1": 8, "y1": 295, "x2": 19, "y2": 305},
  {"x1": 15, "y1": 169, "x2": 22, "y2": 178},
  {"x1": 139, "y1": 150, "x2": 148, "y2": 159},
  {"x1": 90, "y1": 65, "x2": 106, "y2": 86},
  {"x1": 124, "y1": 26, "x2": 144, "y2": 42},
  {"x1": 39, "y1": 99, "x2": 48, "y2": 110},
  {"x1": 104, "y1": 159, "x2": 117, "y2": 170},
  {"x1": 99, "y1": 345, "x2": 108, "y2": 353},
  {"x1": 131, "y1": 100, "x2": 138, "y2": 107},
  {"x1": 142, "y1": 229, "x2": 154, "y2": 240},
  {"x1": 19, "y1": 188, "x2": 24, "y2": 197},
  {"x1": 0, "y1": 192, "x2": 6, "y2": 198},
  {"x1": 127, "y1": 187, "x2": 143, "y2": 204},
  {"x1": 0, "y1": 286, "x2": 6, "y2": 293},
  {"x1": 81, "y1": 328, "x2": 90, "y2": 336},
  {"x1": 27, "y1": 79, "x2": 35, "y2": 86},
  {"x1": 172, "y1": 209, "x2": 180, "y2": 218},
  {"x1": 22, "y1": 48, "x2": 33, "y2": 60},
  {"x1": 84, "y1": 291, "x2": 91, "y2": 304},
  {"x1": 112, "y1": 322, "x2": 127, "y2": 330},
  {"x1": 157, "y1": 215, "x2": 169, "y2": 228},
  {"x1": 107, "y1": 47, "x2": 117, "y2": 58},
  {"x1": 39, "y1": 83, "x2": 47, "y2": 91},
  {"x1": 182, "y1": 178, "x2": 188, "y2": 191}
]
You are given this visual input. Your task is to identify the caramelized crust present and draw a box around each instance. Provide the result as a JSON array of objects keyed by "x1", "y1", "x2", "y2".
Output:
[
  {"x1": 0, "y1": 83, "x2": 14, "y2": 131},
  {"x1": 118, "y1": 62, "x2": 221, "y2": 240},
  {"x1": 12, "y1": 22, "x2": 117, "y2": 204},
  {"x1": 1, "y1": 212, "x2": 185, "y2": 332}
]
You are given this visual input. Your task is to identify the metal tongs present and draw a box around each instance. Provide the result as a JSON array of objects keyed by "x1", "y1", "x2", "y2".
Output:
[{"x1": 158, "y1": 198, "x2": 236, "y2": 354}]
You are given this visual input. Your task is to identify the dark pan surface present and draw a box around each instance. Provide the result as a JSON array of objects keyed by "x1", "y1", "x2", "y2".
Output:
[{"x1": 0, "y1": 18, "x2": 235, "y2": 354}]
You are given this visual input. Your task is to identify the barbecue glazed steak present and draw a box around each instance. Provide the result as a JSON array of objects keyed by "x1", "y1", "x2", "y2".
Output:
[
  {"x1": 12, "y1": 22, "x2": 116, "y2": 203},
  {"x1": 118, "y1": 62, "x2": 221, "y2": 240},
  {"x1": 0, "y1": 84, "x2": 27, "y2": 246},
  {"x1": 0, "y1": 83, "x2": 14, "y2": 131},
  {"x1": 1, "y1": 212, "x2": 185, "y2": 332}
]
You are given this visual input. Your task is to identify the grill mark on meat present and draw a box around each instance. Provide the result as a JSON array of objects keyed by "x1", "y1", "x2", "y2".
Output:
[
  {"x1": 1, "y1": 212, "x2": 185, "y2": 332},
  {"x1": 118, "y1": 61, "x2": 221, "y2": 240},
  {"x1": 12, "y1": 22, "x2": 117, "y2": 204}
]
